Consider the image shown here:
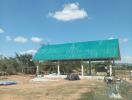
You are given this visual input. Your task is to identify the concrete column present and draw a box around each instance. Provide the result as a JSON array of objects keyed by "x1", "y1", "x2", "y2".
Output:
[
  {"x1": 36, "y1": 65, "x2": 39, "y2": 75},
  {"x1": 36, "y1": 61, "x2": 39, "y2": 76},
  {"x1": 109, "y1": 64, "x2": 112, "y2": 76},
  {"x1": 81, "y1": 62, "x2": 84, "y2": 77},
  {"x1": 57, "y1": 61, "x2": 60, "y2": 75}
]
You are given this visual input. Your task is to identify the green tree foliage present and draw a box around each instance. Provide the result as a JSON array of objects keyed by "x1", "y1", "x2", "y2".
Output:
[
  {"x1": 0, "y1": 57, "x2": 19, "y2": 75},
  {"x1": 0, "y1": 54, "x2": 36, "y2": 75},
  {"x1": 16, "y1": 53, "x2": 36, "y2": 74}
]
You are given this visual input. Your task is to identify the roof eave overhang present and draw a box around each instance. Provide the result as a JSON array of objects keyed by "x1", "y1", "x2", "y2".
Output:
[{"x1": 33, "y1": 57, "x2": 120, "y2": 62}]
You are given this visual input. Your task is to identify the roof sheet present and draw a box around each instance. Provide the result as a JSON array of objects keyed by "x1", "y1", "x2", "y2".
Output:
[{"x1": 33, "y1": 39, "x2": 120, "y2": 61}]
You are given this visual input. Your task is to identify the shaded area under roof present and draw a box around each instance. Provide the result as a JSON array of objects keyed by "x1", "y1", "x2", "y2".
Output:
[{"x1": 33, "y1": 39, "x2": 120, "y2": 61}]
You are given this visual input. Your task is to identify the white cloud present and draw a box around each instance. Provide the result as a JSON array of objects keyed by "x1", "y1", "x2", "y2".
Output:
[
  {"x1": 121, "y1": 38, "x2": 128, "y2": 43},
  {"x1": 108, "y1": 37, "x2": 115, "y2": 40},
  {"x1": 0, "y1": 28, "x2": 5, "y2": 34},
  {"x1": 20, "y1": 49, "x2": 37, "y2": 55},
  {"x1": 119, "y1": 38, "x2": 128, "y2": 44},
  {"x1": 117, "y1": 56, "x2": 132, "y2": 64},
  {"x1": 6, "y1": 36, "x2": 12, "y2": 41},
  {"x1": 108, "y1": 37, "x2": 128, "y2": 43},
  {"x1": 49, "y1": 2, "x2": 88, "y2": 21},
  {"x1": 14, "y1": 36, "x2": 28, "y2": 43},
  {"x1": 31, "y1": 37, "x2": 42, "y2": 43}
]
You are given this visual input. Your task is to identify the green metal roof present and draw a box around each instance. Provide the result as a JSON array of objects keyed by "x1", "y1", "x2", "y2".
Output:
[{"x1": 33, "y1": 39, "x2": 120, "y2": 61}]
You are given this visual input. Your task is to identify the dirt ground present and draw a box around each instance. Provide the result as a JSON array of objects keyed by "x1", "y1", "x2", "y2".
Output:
[{"x1": 0, "y1": 75, "x2": 104, "y2": 100}]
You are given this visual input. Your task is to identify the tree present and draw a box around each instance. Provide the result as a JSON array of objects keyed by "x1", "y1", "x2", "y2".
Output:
[
  {"x1": 0, "y1": 56, "x2": 19, "y2": 75},
  {"x1": 15, "y1": 53, "x2": 36, "y2": 74}
]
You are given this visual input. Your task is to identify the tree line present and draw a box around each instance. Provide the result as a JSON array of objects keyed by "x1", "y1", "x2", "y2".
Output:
[
  {"x1": 0, "y1": 54, "x2": 131, "y2": 76},
  {"x1": 0, "y1": 54, "x2": 36, "y2": 75}
]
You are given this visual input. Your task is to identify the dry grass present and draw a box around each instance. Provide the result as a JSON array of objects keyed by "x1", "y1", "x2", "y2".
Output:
[{"x1": 0, "y1": 75, "x2": 104, "y2": 100}]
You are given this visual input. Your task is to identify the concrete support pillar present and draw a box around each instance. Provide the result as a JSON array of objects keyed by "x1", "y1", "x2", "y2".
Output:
[
  {"x1": 81, "y1": 61, "x2": 84, "y2": 77},
  {"x1": 36, "y1": 65, "x2": 39, "y2": 75},
  {"x1": 36, "y1": 61, "x2": 39, "y2": 76},
  {"x1": 109, "y1": 64, "x2": 112, "y2": 76},
  {"x1": 57, "y1": 61, "x2": 60, "y2": 75}
]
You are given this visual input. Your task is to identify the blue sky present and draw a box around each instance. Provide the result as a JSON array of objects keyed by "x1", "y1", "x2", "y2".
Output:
[{"x1": 0, "y1": 0, "x2": 132, "y2": 62}]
